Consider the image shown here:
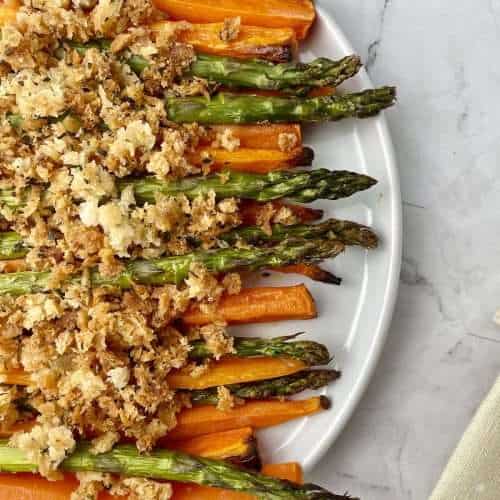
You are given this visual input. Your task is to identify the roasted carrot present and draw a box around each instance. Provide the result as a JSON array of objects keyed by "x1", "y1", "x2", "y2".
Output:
[
  {"x1": 0, "y1": 462, "x2": 302, "y2": 500},
  {"x1": 168, "y1": 396, "x2": 328, "y2": 440},
  {"x1": 0, "y1": 420, "x2": 34, "y2": 438},
  {"x1": 166, "y1": 427, "x2": 260, "y2": 469},
  {"x1": 0, "y1": 356, "x2": 306, "y2": 390},
  {"x1": 262, "y1": 462, "x2": 303, "y2": 483},
  {"x1": 153, "y1": 21, "x2": 296, "y2": 63},
  {"x1": 188, "y1": 146, "x2": 313, "y2": 173},
  {"x1": 205, "y1": 124, "x2": 302, "y2": 150},
  {"x1": 173, "y1": 463, "x2": 303, "y2": 499},
  {"x1": 308, "y1": 87, "x2": 336, "y2": 97},
  {"x1": 0, "y1": 259, "x2": 25, "y2": 272},
  {"x1": 183, "y1": 284, "x2": 317, "y2": 326},
  {"x1": 0, "y1": 473, "x2": 79, "y2": 500},
  {"x1": 168, "y1": 463, "x2": 307, "y2": 499},
  {"x1": 167, "y1": 356, "x2": 306, "y2": 390},
  {"x1": 166, "y1": 427, "x2": 254, "y2": 458},
  {"x1": 152, "y1": 0, "x2": 316, "y2": 40},
  {"x1": 275, "y1": 263, "x2": 342, "y2": 285},
  {"x1": 239, "y1": 200, "x2": 323, "y2": 226}
]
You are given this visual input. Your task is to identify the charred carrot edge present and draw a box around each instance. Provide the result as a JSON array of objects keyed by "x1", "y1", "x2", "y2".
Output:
[
  {"x1": 167, "y1": 396, "x2": 328, "y2": 440},
  {"x1": 0, "y1": 356, "x2": 307, "y2": 390},
  {"x1": 239, "y1": 200, "x2": 323, "y2": 226},
  {"x1": 167, "y1": 356, "x2": 307, "y2": 390},
  {"x1": 152, "y1": 0, "x2": 316, "y2": 40},
  {"x1": 165, "y1": 426, "x2": 254, "y2": 457},
  {"x1": 0, "y1": 462, "x2": 302, "y2": 499},
  {"x1": 189, "y1": 147, "x2": 313, "y2": 173},
  {"x1": 153, "y1": 20, "x2": 297, "y2": 63},
  {"x1": 182, "y1": 284, "x2": 317, "y2": 326},
  {"x1": 204, "y1": 124, "x2": 302, "y2": 150},
  {"x1": 173, "y1": 427, "x2": 260, "y2": 470},
  {"x1": 276, "y1": 263, "x2": 342, "y2": 285},
  {"x1": 166, "y1": 426, "x2": 261, "y2": 469}
]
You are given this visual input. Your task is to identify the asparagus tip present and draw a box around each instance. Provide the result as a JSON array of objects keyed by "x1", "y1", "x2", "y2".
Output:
[{"x1": 338, "y1": 55, "x2": 363, "y2": 83}]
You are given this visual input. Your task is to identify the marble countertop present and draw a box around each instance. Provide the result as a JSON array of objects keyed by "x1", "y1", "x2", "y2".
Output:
[{"x1": 308, "y1": 1, "x2": 500, "y2": 498}]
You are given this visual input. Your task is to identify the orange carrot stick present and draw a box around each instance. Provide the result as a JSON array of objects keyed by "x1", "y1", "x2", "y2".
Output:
[
  {"x1": 0, "y1": 473, "x2": 80, "y2": 500},
  {"x1": 238, "y1": 200, "x2": 323, "y2": 226},
  {"x1": 168, "y1": 397, "x2": 327, "y2": 440},
  {"x1": 262, "y1": 462, "x2": 303, "y2": 483},
  {"x1": 165, "y1": 427, "x2": 255, "y2": 459},
  {"x1": 167, "y1": 356, "x2": 306, "y2": 390},
  {"x1": 205, "y1": 124, "x2": 302, "y2": 150},
  {"x1": 0, "y1": 420, "x2": 34, "y2": 438},
  {"x1": 0, "y1": 259, "x2": 26, "y2": 272},
  {"x1": 153, "y1": 21, "x2": 297, "y2": 63},
  {"x1": 0, "y1": 357, "x2": 307, "y2": 390},
  {"x1": 182, "y1": 284, "x2": 317, "y2": 326},
  {"x1": 188, "y1": 146, "x2": 313, "y2": 173},
  {"x1": 169, "y1": 426, "x2": 260, "y2": 469},
  {"x1": 308, "y1": 86, "x2": 336, "y2": 97},
  {"x1": 172, "y1": 463, "x2": 303, "y2": 499},
  {"x1": 0, "y1": 462, "x2": 302, "y2": 500},
  {"x1": 152, "y1": 0, "x2": 316, "y2": 40},
  {"x1": 275, "y1": 263, "x2": 342, "y2": 285}
]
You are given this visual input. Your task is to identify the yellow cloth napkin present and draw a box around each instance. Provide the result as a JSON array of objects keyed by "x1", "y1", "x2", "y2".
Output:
[{"x1": 430, "y1": 375, "x2": 500, "y2": 500}]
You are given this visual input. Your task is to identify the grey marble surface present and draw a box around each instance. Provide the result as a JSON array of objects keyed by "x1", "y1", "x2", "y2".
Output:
[{"x1": 308, "y1": 1, "x2": 500, "y2": 499}]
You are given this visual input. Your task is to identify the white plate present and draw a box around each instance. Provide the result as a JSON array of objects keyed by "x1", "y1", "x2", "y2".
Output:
[{"x1": 233, "y1": 3, "x2": 402, "y2": 471}]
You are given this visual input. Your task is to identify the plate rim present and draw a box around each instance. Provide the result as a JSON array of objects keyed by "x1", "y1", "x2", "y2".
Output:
[{"x1": 302, "y1": 4, "x2": 403, "y2": 470}]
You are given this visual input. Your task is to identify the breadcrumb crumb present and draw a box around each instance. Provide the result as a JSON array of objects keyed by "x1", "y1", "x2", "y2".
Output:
[{"x1": 219, "y1": 17, "x2": 241, "y2": 42}]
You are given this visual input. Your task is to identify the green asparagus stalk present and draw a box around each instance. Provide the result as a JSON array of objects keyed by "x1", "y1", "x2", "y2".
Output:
[
  {"x1": 187, "y1": 54, "x2": 362, "y2": 92},
  {"x1": 166, "y1": 87, "x2": 396, "y2": 124},
  {"x1": 189, "y1": 333, "x2": 331, "y2": 366},
  {"x1": 0, "y1": 218, "x2": 377, "y2": 261},
  {"x1": 120, "y1": 169, "x2": 378, "y2": 204},
  {"x1": 221, "y1": 219, "x2": 379, "y2": 249},
  {"x1": 0, "y1": 440, "x2": 354, "y2": 499},
  {"x1": 0, "y1": 239, "x2": 345, "y2": 296},
  {"x1": 0, "y1": 232, "x2": 28, "y2": 260},
  {"x1": 190, "y1": 370, "x2": 340, "y2": 405},
  {"x1": 0, "y1": 170, "x2": 377, "y2": 216},
  {"x1": 67, "y1": 39, "x2": 361, "y2": 91}
]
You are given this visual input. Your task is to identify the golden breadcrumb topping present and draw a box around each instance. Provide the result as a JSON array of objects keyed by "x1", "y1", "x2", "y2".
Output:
[
  {"x1": 278, "y1": 132, "x2": 298, "y2": 152},
  {"x1": 219, "y1": 17, "x2": 240, "y2": 43},
  {"x1": 212, "y1": 128, "x2": 240, "y2": 152},
  {"x1": 0, "y1": 0, "x2": 247, "y2": 487},
  {"x1": 216, "y1": 385, "x2": 235, "y2": 411}
]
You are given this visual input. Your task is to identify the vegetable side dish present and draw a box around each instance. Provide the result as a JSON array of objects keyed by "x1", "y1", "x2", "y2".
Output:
[{"x1": 0, "y1": 0, "x2": 395, "y2": 498}]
